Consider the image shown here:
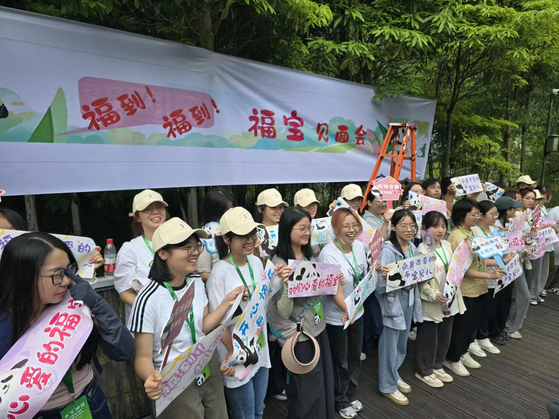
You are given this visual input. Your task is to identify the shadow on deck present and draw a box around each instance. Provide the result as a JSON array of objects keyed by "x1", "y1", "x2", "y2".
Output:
[{"x1": 264, "y1": 293, "x2": 559, "y2": 419}]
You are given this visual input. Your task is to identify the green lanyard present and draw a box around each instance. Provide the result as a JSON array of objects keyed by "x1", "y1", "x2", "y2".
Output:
[
  {"x1": 434, "y1": 245, "x2": 449, "y2": 272},
  {"x1": 228, "y1": 253, "x2": 256, "y2": 297},
  {"x1": 335, "y1": 239, "x2": 360, "y2": 285},
  {"x1": 163, "y1": 280, "x2": 197, "y2": 344},
  {"x1": 404, "y1": 246, "x2": 413, "y2": 258},
  {"x1": 143, "y1": 235, "x2": 154, "y2": 255},
  {"x1": 62, "y1": 369, "x2": 74, "y2": 395},
  {"x1": 479, "y1": 227, "x2": 489, "y2": 237}
]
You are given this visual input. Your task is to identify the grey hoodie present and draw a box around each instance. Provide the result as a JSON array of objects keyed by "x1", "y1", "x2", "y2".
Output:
[{"x1": 375, "y1": 241, "x2": 423, "y2": 330}]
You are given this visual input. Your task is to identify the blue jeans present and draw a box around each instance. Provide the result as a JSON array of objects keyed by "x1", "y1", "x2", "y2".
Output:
[
  {"x1": 35, "y1": 377, "x2": 112, "y2": 419},
  {"x1": 225, "y1": 367, "x2": 269, "y2": 419},
  {"x1": 378, "y1": 290, "x2": 413, "y2": 394}
]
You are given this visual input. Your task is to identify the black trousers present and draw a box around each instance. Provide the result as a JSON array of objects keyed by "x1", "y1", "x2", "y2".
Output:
[
  {"x1": 489, "y1": 285, "x2": 513, "y2": 337},
  {"x1": 266, "y1": 339, "x2": 287, "y2": 396},
  {"x1": 415, "y1": 317, "x2": 454, "y2": 376},
  {"x1": 477, "y1": 290, "x2": 494, "y2": 340},
  {"x1": 447, "y1": 295, "x2": 485, "y2": 362},
  {"x1": 362, "y1": 293, "x2": 383, "y2": 355},
  {"x1": 326, "y1": 317, "x2": 364, "y2": 411},
  {"x1": 285, "y1": 330, "x2": 335, "y2": 419}
]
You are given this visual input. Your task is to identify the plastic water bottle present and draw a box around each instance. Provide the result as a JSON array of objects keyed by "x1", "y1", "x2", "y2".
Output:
[{"x1": 104, "y1": 239, "x2": 117, "y2": 278}]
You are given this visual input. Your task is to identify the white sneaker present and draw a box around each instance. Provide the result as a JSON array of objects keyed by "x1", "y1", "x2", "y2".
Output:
[
  {"x1": 408, "y1": 329, "x2": 417, "y2": 341},
  {"x1": 383, "y1": 390, "x2": 409, "y2": 406},
  {"x1": 350, "y1": 400, "x2": 363, "y2": 412},
  {"x1": 468, "y1": 341, "x2": 487, "y2": 358},
  {"x1": 397, "y1": 378, "x2": 412, "y2": 394},
  {"x1": 360, "y1": 352, "x2": 367, "y2": 361},
  {"x1": 461, "y1": 353, "x2": 481, "y2": 369},
  {"x1": 338, "y1": 406, "x2": 357, "y2": 419},
  {"x1": 415, "y1": 372, "x2": 444, "y2": 388},
  {"x1": 434, "y1": 368, "x2": 454, "y2": 382},
  {"x1": 443, "y1": 360, "x2": 470, "y2": 377},
  {"x1": 530, "y1": 301, "x2": 538, "y2": 306},
  {"x1": 478, "y1": 338, "x2": 500, "y2": 354},
  {"x1": 508, "y1": 331, "x2": 523, "y2": 339}
]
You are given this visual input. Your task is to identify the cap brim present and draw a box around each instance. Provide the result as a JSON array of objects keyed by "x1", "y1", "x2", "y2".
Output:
[
  {"x1": 281, "y1": 332, "x2": 320, "y2": 374},
  {"x1": 266, "y1": 199, "x2": 289, "y2": 207},
  {"x1": 135, "y1": 200, "x2": 169, "y2": 213},
  {"x1": 217, "y1": 221, "x2": 264, "y2": 236},
  {"x1": 165, "y1": 228, "x2": 208, "y2": 248},
  {"x1": 297, "y1": 198, "x2": 320, "y2": 207},
  {"x1": 342, "y1": 193, "x2": 363, "y2": 200}
]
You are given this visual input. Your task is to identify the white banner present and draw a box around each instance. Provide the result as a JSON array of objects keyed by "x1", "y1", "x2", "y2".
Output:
[{"x1": 0, "y1": 8, "x2": 435, "y2": 196}]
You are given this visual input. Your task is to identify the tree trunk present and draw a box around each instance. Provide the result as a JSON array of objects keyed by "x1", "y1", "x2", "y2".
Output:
[
  {"x1": 25, "y1": 195, "x2": 38, "y2": 231},
  {"x1": 197, "y1": 0, "x2": 215, "y2": 51},
  {"x1": 520, "y1": 88, "x2": 533, "y2": 173},
  {"x1": 71, "y1": 193, "x2": 82, "y2": 235},
  {"x1": 442, "y1": 108, "x2": 453, "y2": 177},
  {"x1": 187, "y1": 187, "x2": 199, "y2": 228}
]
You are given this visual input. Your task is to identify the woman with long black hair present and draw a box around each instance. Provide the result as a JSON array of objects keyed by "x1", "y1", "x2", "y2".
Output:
[{"x1": 0, "y1": 232, "x2": 134, "y2": 418}]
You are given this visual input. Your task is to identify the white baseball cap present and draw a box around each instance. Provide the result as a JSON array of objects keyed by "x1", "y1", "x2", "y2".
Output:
[
  {"x1": 516, "y1": 175, "x2": 537, "y2": 185},
  {"x1": 341, "y1": 184, "x2": 363, "y2": 200},
  {"x1": 218, "y1": 207, "x2": 264, "y2": 236},
  {"x1": 152, "y1": 217, "x2": 207, "y2": 252},
  {"x1": 534, "y1": 189, "x2": 544, "y2": 200},
  {"x1": 129, "y1": 189, "x2": 168, "y2": 217},
  {"x1": 294, "y1": 188, "x2": 320, "y2": 207},
  {"x1": 256, "y1": 188, "x2": 288, "y2": 207}
]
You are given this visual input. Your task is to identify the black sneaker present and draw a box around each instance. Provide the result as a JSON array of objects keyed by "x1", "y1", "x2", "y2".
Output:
[{"x1": 491, "y1": 336, "x2": 508, "y2": 346}]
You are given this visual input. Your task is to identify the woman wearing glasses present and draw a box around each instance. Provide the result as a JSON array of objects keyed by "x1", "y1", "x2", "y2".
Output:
[
  {"x1": 207, "y1": 207, "x2": 289, "y2": 419},
  {"x1": 319, "y1": 207, "x2": 368, "y2": 419},
  {"x1": 445, "y1": 199, "x2": 505, "y2": 376},
  {"x1": 114, "y1": 189, "x2": 170, "y2": 323},
  {"x1": 376, "y1": 210, "x2": 422, "y2": 406},
  {"x1": 268, "y1": 207, "x2": 335, "y2": 419},
  {"x1": 130, "y1": 218, "x2": 243, "y2": 418},
  {"x1": 0, "y1": 232, "x2": 134, "y2": 418}
]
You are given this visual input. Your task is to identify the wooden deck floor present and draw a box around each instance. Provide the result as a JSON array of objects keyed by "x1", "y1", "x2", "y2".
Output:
[{"x1": 264, "y1": 293, "x2": 559, "y2": 419}]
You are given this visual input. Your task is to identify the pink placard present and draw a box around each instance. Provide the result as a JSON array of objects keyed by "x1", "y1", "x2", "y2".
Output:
[
  {"x1": 442, "y1": 241, "x2": 473, "y2": 303},
  {"x1": 287, "y1": 260, "x2": 342, "y2": 298},
  {"x1": 506, "y1": 230, "x2": 525, "y2": 252},
  {"x1": 530, "y1": 206, "x2": 542, "y2": 227},
  {"x1": 0, "y1": 293, "x2": 93, "y2": 418},
  {"x1": 368, "y1": 229, "x2": 383, "y2": 263},
  {"x1": 373, "y1": 176, "x2": 403, "y2": 201},
  {"x1": 160, "y1": 281, "x2": 195, "y2": 353},
  {"x1": 62, "y1": 77, "x2": 219, "y2": 136}
]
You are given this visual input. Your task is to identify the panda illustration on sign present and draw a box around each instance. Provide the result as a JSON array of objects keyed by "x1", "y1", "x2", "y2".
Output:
[
  {"x1": 386, "y1": 264, "x2": 406, "y2": 289},
  {"x1": 0, "y1": 359, "x2": 28, "y2": 407},
  {"x1": 232, "y1": 334, "x2": 261, "y2": 367},
  {"x1": 289, "y1": 261, "x2": 321, "y2": 283}
]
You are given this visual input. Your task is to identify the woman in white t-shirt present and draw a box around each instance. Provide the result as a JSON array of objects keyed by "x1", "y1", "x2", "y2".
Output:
[
  {"x1": 207, "y1": 207, "x2": 289, "y2": 419},
  {"x1": 415, "y1": 211, "x2": 465, "y2": 387},
  {"x1": 130, "y1": 217, "x2": 243, "y2": 418},
  {"x1": 319, "y1": 207, "x2": 367, "y2": 419},
  {"x1": 114, "y1": 189, "x2": 170, "y2": 323}
]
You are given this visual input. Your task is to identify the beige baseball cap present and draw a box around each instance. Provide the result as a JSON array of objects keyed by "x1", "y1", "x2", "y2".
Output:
[
  {"x1": 534, "y1": 189, "x2": 543, "y2": 200},
  {"x1": 256, "y1": 188, "x2": 288, "y2": 207},
  {"x1": 294, "y1": 188, "x2": 320, "y2": 207},
  {"x1": 152, "y1": 217, "x2": 207, "y2": 252},
  {"x1": 516, "y1": 175, "x2": 537, "y2": 185},
  {"x1": 129, "y1": 189, "x2": 168, "y2": 217},
  {"x1": 340, "y1": 184, "x2": 363, "y2": 200},
  {"x1": 218, "y1": 207, "x2": 264, "y2": 236}
]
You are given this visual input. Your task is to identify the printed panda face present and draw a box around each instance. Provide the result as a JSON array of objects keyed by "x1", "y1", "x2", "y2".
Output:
[
  {"x1": 471, "y1": 243, "x2": 482, "y2": 254},
  {"x1": 409, "y1": 193, "x2": 423, "y2": 209},
  {"x1": 0, "y1": 359, "x2": 28, "y2": 407},
  {"x1": 289, "y1": 261, "x2": 320, "y2": 283},
  {"x1": 196, "y1": 373, "x2": 206, "y2": 386},
  {"x1": 386, "y1": 266, "x2": 405, "y2": 289},
  {"x1": 314, "y1": 314, "x2": 321, "y2": 325}
]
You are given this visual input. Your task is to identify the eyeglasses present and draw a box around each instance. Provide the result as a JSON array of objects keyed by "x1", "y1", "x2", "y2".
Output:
[
  {"x1": 295, "y1": 225, "x2": 312, "y2": 233},
  {"x1": 342, "y1": 223, "x2": 360, "y2": 231},
  {"x1": 177, "y1": 242, "x2": 205, "y2": 255},
  {"x1": 397, "y1": 224, "x2": 416, "y2": 231},
  {"x1": 235, "y1": 232, "x2": 258, "y2": 243},
  {"x1": 40, "y1": 262, "x2": 78, "y2": 285},
  {"x1": 468, "y1": 212, "x2": 481, "y2": 218}
]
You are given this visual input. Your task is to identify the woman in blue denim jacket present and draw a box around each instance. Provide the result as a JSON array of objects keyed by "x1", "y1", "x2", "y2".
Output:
[{"x1": 375, "y1": 210, "x2": 423, "y2": 406}]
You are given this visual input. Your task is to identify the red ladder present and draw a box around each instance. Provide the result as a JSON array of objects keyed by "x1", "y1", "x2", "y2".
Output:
[{"x1": 359, "y1": 122, "x2": 417, "y2": 212}]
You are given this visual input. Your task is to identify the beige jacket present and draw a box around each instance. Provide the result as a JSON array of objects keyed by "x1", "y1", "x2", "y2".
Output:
[{"x1": 418, "y1": 241, "x2": 466, "y2": 323}]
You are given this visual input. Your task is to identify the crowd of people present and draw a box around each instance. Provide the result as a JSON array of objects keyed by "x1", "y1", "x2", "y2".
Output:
[{"x1": 0, "y1": 173, "x2": 557, "y2": 419}]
